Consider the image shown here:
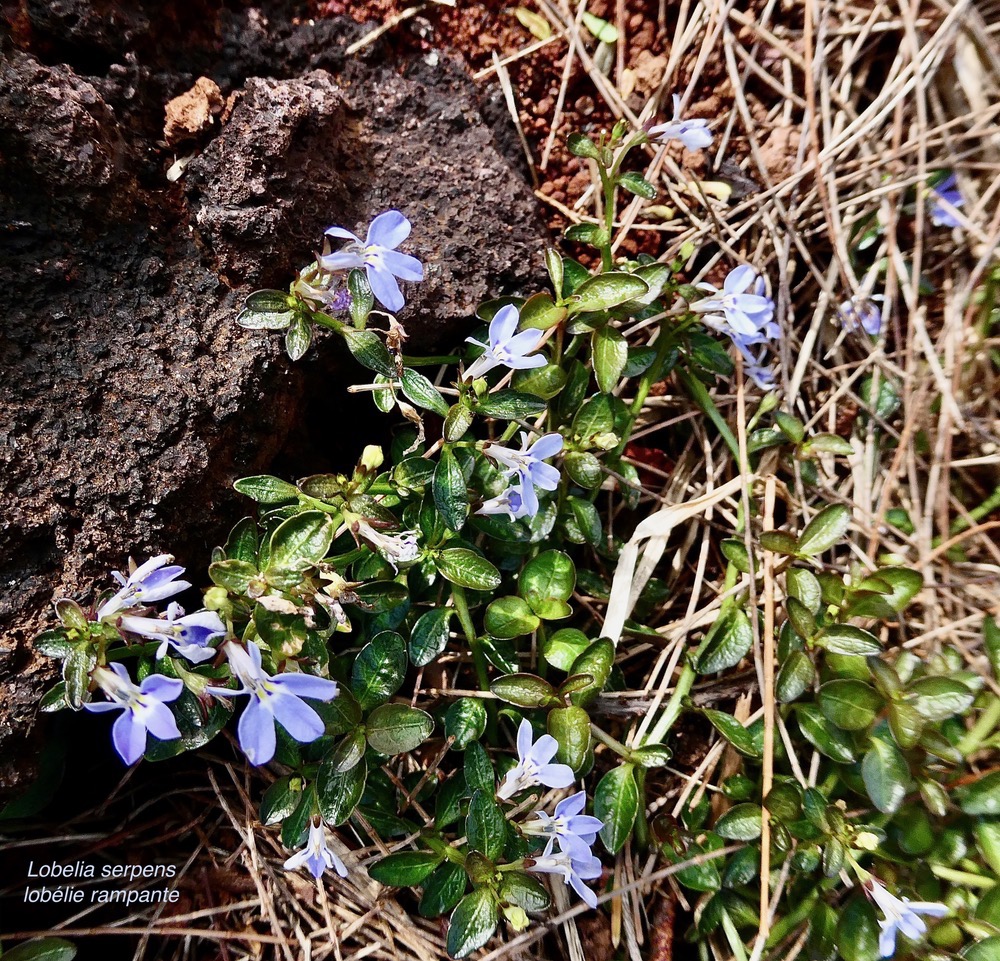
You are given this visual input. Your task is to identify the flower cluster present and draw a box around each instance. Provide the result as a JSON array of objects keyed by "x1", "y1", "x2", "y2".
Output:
[
  {"x1": 691, "y1": 263, "x2": 779, "y2": 388},
  {"x1": 480, "y1": 432, "x2": 563, "y2": 520}
]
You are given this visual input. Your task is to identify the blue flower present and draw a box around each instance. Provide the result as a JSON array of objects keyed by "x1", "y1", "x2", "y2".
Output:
[
  {"x1": 119, "y1": 602, "x2": 226, "y2": 664},
  {"x1": 208, "y1": 641, "x2": 339, "y2": 766},
  {"x1": 866, "y1": 878, "x2": 947, "y2": 958},
  {"x1": 691, "y1": 264, "x2": 775, "y2": 340},
  {"x1": 97, "y1": 554, "x2": 191, "y2": 620},
  {"x1": 321, "y1": 210, "x2": 424, "y2": 313},
  {"x1": 838, "y1": 296, "x2": 882, "y2": 337},
  {"x1": 521, "y1": 790, "x2": 604, "y2": 860},
  {"x1": 485, "y1": 432, "x2": 562, "y2": 511},
  {"x1": 476, "y1": 482, "x2": 535, "y2": 520},
  {"x1": 464, "y1": 305, "x2": 547, "y2": 381},
  {"x1": 283, "y1": 820, "x2": 348, "y2": 880},
  {"x1": 647, "y1": 95, "x2": 713, "y2": 151},
  {"x1": 83, "y1": 663, "x2": 183, "y2": 765},
  {"x1": 929, "y1": 174, "x2": 963, "y2": 228},
  {"x1": 526, "y1": 850, "x2": 603, "y2": 909},
  {"x1": 497, "y1": 718, "x2": 575, "y2": 800}
]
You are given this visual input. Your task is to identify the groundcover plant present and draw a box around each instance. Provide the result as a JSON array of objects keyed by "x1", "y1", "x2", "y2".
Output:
[{"x1": 28, "y1": 119, "x2": 1000, "y2": 961}]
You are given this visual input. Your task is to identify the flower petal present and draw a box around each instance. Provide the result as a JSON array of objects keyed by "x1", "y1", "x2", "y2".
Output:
[
  {"x1": 489, "y1": 304, "x2": 520, "y2": 345},
  {"x1": 140, "y1": 675, "x2": 184, "y2": 702},
  {"x1": 325, "y1": 226, "x2": 362, "y2": 243},
  {"x1": 140, "y1": 700, "x2": 182, "y2": 741},
  {"x1": 724, "y1": 264, "x2": 756, "y2": 294},
  {"x1": 367, "y1": 265, "x2": 404, "y2": 312},
  {"x1": 380, "y1": 248, "x2": 424, "y2": 282},
  {"x1": 238, "y1": 697, "x2": 276, "y2": 765},
  {"x1": 504, "y1": 328, "x2": 545, "y2": 357},
  {"x1": 527, "y1": 433, "x2": 564, "y2": 461},
  {"x1": 536, "y1": 761, "x2": 575, "y2": 789},
  {"x1": 273, "y1": 672, "x2": 339, "y2": 702},
  {"x1": 112, "y1": 711, "x2": 146, "y2": 765},
  {"x1": 320, "y1": 250, "x2": 365, "y2": 273},
  {"x1": 516, "y1": 718, "x2": 534, "y2": 760},
  {"x1": 271, "y1": 692, "x2": 326, "y2": 743},
  {"x1": 366, "y1": 210, "x2": 411, "y2": 249}
]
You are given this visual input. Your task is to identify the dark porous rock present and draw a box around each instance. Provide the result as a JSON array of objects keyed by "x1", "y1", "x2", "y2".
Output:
[{"x1": 0, "y1": 5, "x2": 549, "y2": 798}]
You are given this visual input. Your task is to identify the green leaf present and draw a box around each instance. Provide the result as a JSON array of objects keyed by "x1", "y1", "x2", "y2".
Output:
[
  {"x1": 775, "y1": 650, "x2": 815, "y2": 703},
  {"x1": 759, "y1": 531, "x2": 801, "y2": 555},
  {"x1": 420, "y1": 861, "x2": 468, "y2": 918},
  {"x1": 464, "y1": 740, "x2": 495, "y2": 794},
  {"x1": 485, "y1": 596, "x2": 540, "y2": 639},
  {"x1": 593, "y1": 325, "x2": 628, "y2": 393},
  {"x1": 0, "y1": 939, "x2": 78, "y2": 961},
  {"x1": 544, "y1": 247, "x2": 564, "y2": 294},
  {"x1": 266, "y1": 511, "x2": 335, "y2": 572},
  {"x1": 54, "y1": 599, "x2": 88, "y2": 632},
  {"x1": 566, "y1": 496, "x2": 602, "y2": 546},
  {"x1": 519, "y1": 291, "x2": 566, "y2": 331},
  {"x1": 720, "y1": 539, "x2": 752, "y2": 574},
  {"x1": 568, "y1": 637, "x2": 614, "y2": 707},
  {"x1": 567, "y1": 133, "x2": 600, "y2": 159},
  {"x1": 582, "y1": 10, "x2": 618, "y2": 42},
  {"x1": 541, "y1": 628, "x2": 591, "y2": 672},
  {"x1": 260, "y1": 776, "x2": 303, "y2": 825},
  {"x1": 343, "y1": 328, "x2": 395, "y2": 376},
  {"x1": 617, "y1": 171, "x2": 657, "y2": 199},
  {"x1": 64, "y1": 643, "x2": 95, "y2": 709},
  {"x1": 519, "y1": 550, "x2": 575, "y2": 615},
  {"x1": 547, "y1": 706, "x2": 591, "y2": 770},
  {"x1": 490, "y1": 673, "x2": 556, "y2": 708},
  {"x1": 697, "y1": 609, "x2": 753, "y2": 674},
  {"x1": 498, "y1": 871, "x2": 551, "y2": 912},
  {"x1": 836, "y1": 897, "x2": 880, "y2": 961},
  {"x1": 818, "y1": 679, "x2": 882, "y2": 730},
  {"x1": 285, "y1": 314, "x2": 312, "y2": 360},
  {"x1": 436, "y1": 549, "x2": 501, "y2": 591},
  {"x1": 467, "y1": 790, "x2": 505, "y2": 861},
  {"x1": 888, "y1": 701, "x2": 924, "y2": 749},
  {"x1": 234, "y1": 475, "x2": 299, "y2": 504},
  {"x1": 564, "y1": 451, "x2": 603, "y2": 489},
  {"x1": 447, "y1": 888, "x2": 500, "y2": 959},
  {"x1": 351, "y1": 631, "x2": 407, "y2": 710},
  {"x1": 796, "y1": 705, "x2": 855, "y2": 762},
  {"x1": 474, "y1": 390, "x2": 546, "y2": 420},
  {"x1": 570, "y1": 273, "x2": 649, "y2": 314},
  {"x1": 511, "y1": 363, "x2": 567, "y2": 399},
  {"x1": 797, "y1": 505, "x2": 851, "y2": 556},
  {"x1": 986, "y1": 617, "x2": 1000, "y2": 680},
  {"x1": 594, "y1": 764, "x2": 639, "y2": 854},
  {"x1": 714, "y1": 803, "x2": 762, "y2": 841},
  {"x1": 817, "y1": 624, "x2": 882, "y2": 657},
  {"x1": 209, "y1": 558, "x2": 258, "y2": 594},
  {"x1": 862, "y1": 737, "x2": 909, "y2": 813},
  {"x1": 369, "y1": 851, "x2": 443, "y2": 887},
  {"x1": 39, "y1": 681, "x2": 69, "y2": 712},
  {"x1": 959, "y1": 771, "x2": 1000, "y2": 815},
  {"x1": 786, "y1": 567, "x2": 822, "y2": 613},
  {"x1": 786, "y1": 596, "x2": 817, "y2": 639},
  {"x1": 348, "y1": 268, "x2": 374, "y2": 327},
  {"x1": 910, "y1": 676, "x2": 975, "y2": 721},
  {"x1": 434, "y1": 449, "x2": 469, "y2": 532},
  {"x1": 409, "y1": 608, "x2": 453, "y2": 667},
  {"x1": 445, "y1": 698, "x2": 488, "y2": 749},
  {"x1": 402, "y1": 368, "x2": 450, "y2": 417},
  {"x1": 702, "y1": 709, "x2": 762, "y2": 757},
  {"x1": 317, "y1": 755, "x2": 367, "y2": 826},
  {"x1": 444, "y1": 405, "x2": 472, "y2": 444},
  {"x1": 34, "y1": 630, "x2": 73, "y2": 659},
  {"x1": 801, "y1": 433, "x2": 855, "y2": 456},
  {"x1": 366, "y1": 704, "x2": 434, "y2": 755}
]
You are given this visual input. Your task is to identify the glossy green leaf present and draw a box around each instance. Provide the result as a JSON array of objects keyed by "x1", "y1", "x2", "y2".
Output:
[
  {"x1": 776, "y1": 650, "x2": 815, "y2": 703},
  {"x1": 714, "y1": 803, "x2": 762, "y2": 841},
  {"x1": 434, "y1": 448, "x2": 469, "y2": 532},
  {"x1": 409, "y1": 608, "x2": 453, "y2": 667},
  {"x1": 818, "y1": 624, "x2": 882, "y2": 657},
  {"x1": 547, "y1": 706, "x2": 591, "y2": 770},
  {"x1": 910, "y1": 676, "x2": 975, "y2": 721},
  {"x1": 445, "y1": 698, "x2": 488, "y2": 749},
  {"x1": 366, "y1": 703, "x2": 434, "y2": 755},
  {"x1": 484, "y1": 596, "x2": 539, "y2": 639},
  {"x1": 467, "y1": 790, "x2": 505, "y2": 861},
  {"x1": 369, "y1": 851, "x2": 443, "y2": 887},
  {"x1": 420, "y1": 861, "x2": 468, "y2": 918},
  {"x1": 796, "y1": 704, "x2": 855, "y2": 762},
  {"x1": 316, "y1": 755, "x2": 367, "y2": 826},
  {"x1": 402, "y1": 368, "x2": 450, "y2": 417},
  {"x1": 617, "y1": 171, "x2": 657, "y2": 199},
  {"x1": 594, "y1": 764, "x2": 640, "y2": 854},
  {"x1": 703, "y1": 709, "x2": 762, "y2": 757},
  {"x1": 568, "y1": 637, "x2": 614, "y2": 707},
  {"x1": 593, "y1": 325, "x2": 628, "y2": 393},
  {"x1": 474, "y1": 390, "x2": 546, "y2": 420},
  {"x1": 351, "y1": 631, "x2": 407, "y2": 710},
  {"x1": 818, "y1": 679, "x2": 882, "y2": 730},
  {"x1": 234, "y1": 474, "x2": 299, "y2": 504},
  {"x1": 862, "y1": 736, "x2": 909, "y2": 813},
  {"x1": 570, "y1": 273, "x2": 649, "y2": 314},
  {"x1": 797, "y1": 505, "x2": 851, "y2": 556},
  {"x1": 266, "y1": 511, "x2": 335, "y2": 572},
  {"x1": 490, "y1": 673, "x2": 556, "y2": 708},
  {"x1": 343, "y1": 328, "x2": 395, "y2": 376},
  {"x1": 697, "y1": 609, "x2": 753, "y2": 674},
  {"x1": 436, "y1": 549, "x2": 501, "y2": 591},
  {"x1": 447, "y1": 888, "x2": 500, "y2": 959}
]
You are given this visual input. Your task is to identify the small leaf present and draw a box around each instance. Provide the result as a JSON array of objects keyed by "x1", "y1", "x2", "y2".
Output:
[
  {"x1": 568, "y1": 637, "x2": 614, "y2": 707},
  {"x1": 351, "y1": 631, "x2": 407, "y2": 710},
  {"x1": 474, "y1": 390, "x2": 546, "y2": 420},
  {"x1": 445, "y1": 698, "x2": 487, "y2": 749},
  {"x1": 818, "y1": 679, "x2": 882, "y2": 730},
  {"x1": 775, "y1": 650, "x2": 815, "y2": 703},
  {"x1": 366, "y1": 703, "x2": 434, "y2": 755},
  {"x1": 0, "y1": 939, "x2": 78, "y2": 961},
  {"x1": 581, "y1": 10, "x2": 618, "y2": 42},
  {"x1": 702, "y1": 709, "x2": 762, "y2": 757},
  {"x1": 714, "y1": 803, "x2": 762, "y2": 841},
  {"x1": 343, "y1": 328, "x2": 395, "y2": 376},
  {"x1": 547, "y1": 706, "x2": 591, "y2": 770},
  {"x1": 467, "y1": 790, "x2": 505, "y2": 861},
  {"x1": 420, "y1": 861, "x2": 468, "y2": 918},
  {"x1": 909, "y1": 676, "x2": 975, "y2": 721},
  {"x1": 817, "y1": 625, "x2": 882, "y2": 657},
  {"x1": 796, "y1": 705, "x2": 855, "y2": 762},
  {"x1": 519, "y1": 291, "x2": 566, "y2": 331},
  {"x1": 593, "y1": 325, "x2": 628, "y2": 393},
  {"x1": 570, "y1": 273, "x2": 649, "y2": 313},
  {"x1": 594, "y1": 764, "x2": 639, "y2": 854},
  {"x1": 436, "y1": 549, "x2": 501, "y2": 591},
  {"x1": 63, "y1": 643, "x2": 95, "y2": 709},
  {"x1": 402, "y1": 368, "x2": 450, "y2": 417},
  {"x1": 434, "y1": 448, "x2": 469, "y2": 532},
  {"x1": 234, "y1": 475, "x2": 300, "y2": 504},
  {"x1": 540, "y1": 628, "x2": 591, "y2": 671},
  {"x1": 617, "y1": 171, "x2": 657, "y2": 199},
  {"x1": 519, "y1": 550, "x2": 575, "y2": 613},
  {"x1": 697, "y1": 609, "x2": 753, "y2": 674},
  {"x1": 447, "y1": 888, "x2": 500, "y2": 959},
  {"x1": 260, "y1": 776, "x2": 302, "y2": 825},
  {"x1": 484, "y1": 596, "x2": 540, "y2": 639},
  {"x1": 797, "y1": 505, "x2": 851, "y2": 556},
  {"x1": 959, "y1": 771, "x2": 1000, "y2": 815},
  {"x1": 490, "y1": 673, "x2": 556, "y2": 708},
  {"x1": 564, "y1": 450, "x2": 603, "y2": 489},
  {"x1": 369, "y1": 851, "x2": 443, "y2": 887},
  {"x1": 862, "y1": 736, "x2": 909, "y2": 813},
  {"x1": 317, "y1": 755, "x2": 367, "y2": 825},
  {"x1": 567, "y1": 133, "x2": 600, "y2": 160},
  {"x1": 348, "y1": 268, "x2": 374, "y2": 327},
  {"x1": 409, "y1": 608, "x2": 453, "y2": 667},
  {"x1": 285, "y1": 314, "x2": 312, "y2": 360},
  {"x1": 266, "y1": 511, "x2": 336, "y2": 572}
]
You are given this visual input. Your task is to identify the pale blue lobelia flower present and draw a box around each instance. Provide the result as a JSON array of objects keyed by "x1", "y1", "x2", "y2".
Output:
[
  {"x1": 485, "y1": 432, "x2": 563, "y2": 516},
  {"x1": 838, "y1": 296, "x2": 883, "y2": 337},
  {"x1": 647, "y1": 94, "x2": 713, "y2": 151},
  {"x1": 321, "y1": 210, "x2": 424, "y2": 313},
  {"x1": 496, "y1": 718, "x2": 575, "y2": 800},
  {"x1": 119, "y1": 602, "x2": 226, "y2": 664},
  {"x1": 526, "y1": 849, "x2": 603, "y2": 909},
  {"x1": 476, "y1": 482, "x2": 534, "y2": 521},
  {"x1": 929, "y1": 174, "x2": 963, "y2": 228},
  {"x1": 520, "y1": 790, "x2": 604, "y2": 860},
  {"x1": 97, "y1": 554, "x2": 191, "y2": 621},
  {"x1": 207, "y1": 641, "x2": 339, "y2": 766},
  {"x1": 463, "y1": 304, "x2": 547, "y2": 381},
  {"x1": 283, "y1": 820, "x2": 349, "y2": 880},
  {"x1": 353, "y1": 519, "x2": 421, "y2": 573},
  {"x1": 83, "y1": 663, "x2": 183, "y2": 765},
  {"x1": 865, "y1": 877, "x2": 948, "y2": 958},
  {"x1": 692, "y1": 264, "x2": 775, "y2": 340}
]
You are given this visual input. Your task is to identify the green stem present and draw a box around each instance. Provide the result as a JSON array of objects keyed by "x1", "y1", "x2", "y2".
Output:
[
  {"x1": 959, "y1": 695, "x2": 1000, "y2": 756},
  {"x1": 676, "y1": 367, "x2": 741, "y2": 460},
  {"x1": 931, "y1": 865, "x2": 996, "y2": 889},
  {"x1": 402, "y1": 354, "x2": 461, "y2": 366},
  {"x1": 589, "y1": 723, "x2": 631, "y2": 758},
  {"x1": 633, "y1": 766, "x2": 650, "y2": 849},
  {"x1": 451, "y1": 585, "x2": 496, "y2": 741}
]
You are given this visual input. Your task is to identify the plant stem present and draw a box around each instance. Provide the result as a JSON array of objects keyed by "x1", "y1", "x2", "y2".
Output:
[{"x1": 451, "y1": 584, "x2": 496, "y2": 740}]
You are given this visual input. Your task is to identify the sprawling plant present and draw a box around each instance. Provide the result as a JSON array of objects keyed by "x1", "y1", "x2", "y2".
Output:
[{"x1": 32, "y1": 116, "x2": 1000, "y2": 960}]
